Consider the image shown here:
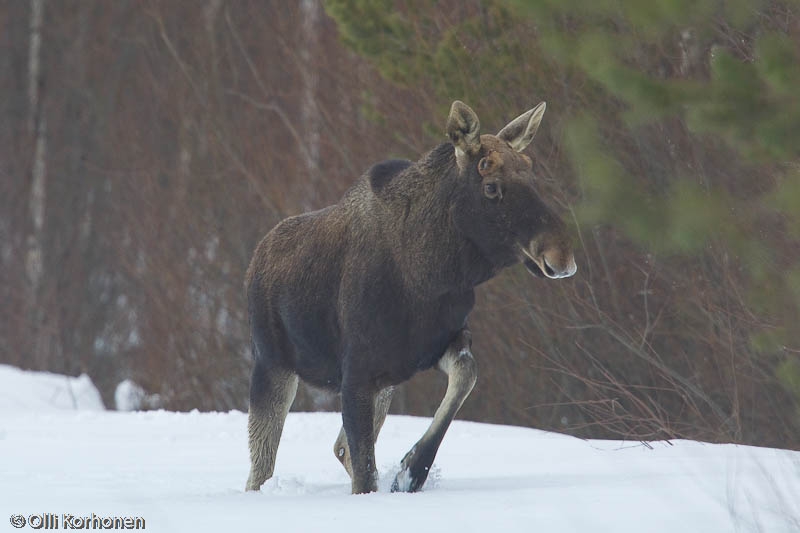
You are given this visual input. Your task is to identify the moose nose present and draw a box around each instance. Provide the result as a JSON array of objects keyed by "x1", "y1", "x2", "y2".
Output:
[
  {"x1": 543, "y1": 255, "x2": 577, "y2": 279},
  {"x1": 520, "y1": 243, "x2": 577, "y2": 280}
]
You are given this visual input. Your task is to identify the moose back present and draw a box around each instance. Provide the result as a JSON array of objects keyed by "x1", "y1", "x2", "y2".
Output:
[{"x1": 244, "y1": 101, "x2": 576, "y2": 494}]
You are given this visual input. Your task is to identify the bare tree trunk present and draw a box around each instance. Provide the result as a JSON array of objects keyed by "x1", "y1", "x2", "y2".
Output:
[
  {"x1": 26, "y1": 0, "x2": 45, "y2": 287},
  {"x1": 27, "y1": 0, "x2": 43, "y2": 135},
  {"x1": 300, "y1": 0, "x2": 321, "y2": 209},
  {"x1": 26, "y1": 0, "x2": 49, "y2": 368}
]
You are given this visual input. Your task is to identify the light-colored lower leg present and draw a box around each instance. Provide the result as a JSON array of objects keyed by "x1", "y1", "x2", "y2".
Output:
[
  {"x1": 393, "y1": 333, "x2": 476, "y2": 492},
  {"x1": 423, "y1": 345, "x2": 477, "y2": 442},
  {"x1": 334, "y1": 386, "x2": 394, "y2": 478},
  {"x1": 245, "y1": 371, "x2": 299, "y2": 491}
]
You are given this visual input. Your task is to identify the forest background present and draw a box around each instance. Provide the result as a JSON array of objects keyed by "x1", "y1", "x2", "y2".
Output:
[{"x1": 3, "y1": 0, "x2": 800, "y2": 449}]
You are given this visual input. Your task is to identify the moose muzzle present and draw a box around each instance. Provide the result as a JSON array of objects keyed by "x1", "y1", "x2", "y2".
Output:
[{"x1": 520, "y1": 241, "x2": 577, "y2": 280}]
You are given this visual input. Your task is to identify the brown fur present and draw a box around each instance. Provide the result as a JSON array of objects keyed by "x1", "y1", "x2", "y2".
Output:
[{"x1": 244, "y1": 101, "x2": 575, "y2": 494}]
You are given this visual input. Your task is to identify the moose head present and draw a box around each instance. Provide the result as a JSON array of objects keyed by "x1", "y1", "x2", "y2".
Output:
[{"x1": 447, "y1": 101, "x2": 577, "y2": 280}]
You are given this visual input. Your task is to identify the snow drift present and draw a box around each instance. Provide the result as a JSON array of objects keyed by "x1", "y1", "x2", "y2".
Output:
[{"x1": 0, "y1": 364, "x2": 103, "y2": 412}]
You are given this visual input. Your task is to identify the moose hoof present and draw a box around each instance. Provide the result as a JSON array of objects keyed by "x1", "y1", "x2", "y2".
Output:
[
  {"x1": 390, "y1": 445, "x2": 429, "y2": 493},
  {"x1": 245, "y1": 476, "x2": 264, "y2": 492},
  {"x1": 391, "y1": 463, "x2": 429, "y2": 493}
]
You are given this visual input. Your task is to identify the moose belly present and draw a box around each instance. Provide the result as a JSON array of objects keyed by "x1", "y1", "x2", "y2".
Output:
[
  {"x1": 285, "y1": 284, "x2": 476, "y2": 390},
  {"x1": 347, "y1": 289, "x2": 476, "y2": 388}
]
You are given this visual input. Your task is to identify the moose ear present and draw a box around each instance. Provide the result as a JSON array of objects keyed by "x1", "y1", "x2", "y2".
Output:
[
  {"x1": 446, "y1": 101, "x2": 481, "y2": 166},
  {"x1": 497, "y1": 101, "x2": 546, "y2": 152}
]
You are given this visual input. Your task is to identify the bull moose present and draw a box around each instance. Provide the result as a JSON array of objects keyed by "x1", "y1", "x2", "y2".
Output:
[{"x1": 244, "y1": 100, "x2": 576, "y2": 494}]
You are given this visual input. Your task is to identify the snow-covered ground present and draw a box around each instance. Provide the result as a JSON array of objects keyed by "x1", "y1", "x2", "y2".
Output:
[{"x1": 1, "y1": 365, "x2": 799, "y2": 533}]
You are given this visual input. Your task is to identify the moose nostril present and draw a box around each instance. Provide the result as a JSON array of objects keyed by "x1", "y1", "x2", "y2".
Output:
[{"x1": 543, "y1": 260, "x2": 556, "y2": 278}]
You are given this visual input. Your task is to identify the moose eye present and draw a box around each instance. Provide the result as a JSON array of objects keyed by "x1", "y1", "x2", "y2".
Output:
[{"x1": 483, "y1": 182, "x2": 501, "y2": 199}]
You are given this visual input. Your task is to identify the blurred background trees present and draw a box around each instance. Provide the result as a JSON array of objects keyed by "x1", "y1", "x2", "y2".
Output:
[{"x1": 2, "y1": 0, "x2": 799, "y2": 449}]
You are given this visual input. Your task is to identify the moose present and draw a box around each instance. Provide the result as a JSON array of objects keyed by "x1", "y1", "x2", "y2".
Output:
[{"x1": 244, "y1": 100, "x2": 576, "y2": 494}]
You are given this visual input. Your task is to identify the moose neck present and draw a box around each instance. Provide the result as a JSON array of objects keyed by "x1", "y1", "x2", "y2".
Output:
[{"x1": 378, "y1": 143, "x2": 497, "y2": 296}]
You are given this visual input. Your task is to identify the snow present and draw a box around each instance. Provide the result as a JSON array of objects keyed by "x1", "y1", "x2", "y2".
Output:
[
  {"x1": 114, "y1": 379, "x2": 161, "y2": 411},
  {"x1": 0, "y1": 364, "x2": 103, "y2": 412},
  {"x1": 1, "y1": 366, "x2": 799, "y2": 532},
  {"x1": 114, "y1": 379, "x2": 143, "y2": 411}
]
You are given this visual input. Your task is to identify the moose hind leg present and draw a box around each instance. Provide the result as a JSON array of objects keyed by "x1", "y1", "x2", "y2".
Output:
[
  {"x1": 392, "y1": 330, "x2": 476, "y2": 493},
  {"x1": 245, "y1": 363, "x2": 299, "y2": 491},
  {"x1": 334, "y1": 386, "x2": 394, "y2": 478}
]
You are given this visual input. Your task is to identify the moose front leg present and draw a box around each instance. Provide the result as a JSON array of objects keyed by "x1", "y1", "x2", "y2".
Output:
[
  {"x1": 334, "y1": 386, "x2": 394, "y2": 479},
  {"x1": 341, "y1": 385, "x2": 379, "y2": 494},
  {"x1": 392, "y1": 329, "x2": 477, "y2": 492}
]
